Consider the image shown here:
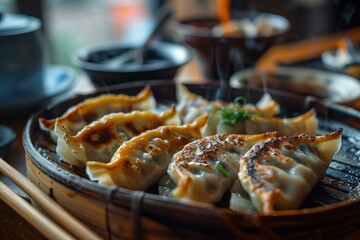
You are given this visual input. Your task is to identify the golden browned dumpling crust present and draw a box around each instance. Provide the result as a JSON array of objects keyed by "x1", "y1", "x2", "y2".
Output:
[{"x1": 239, "y1": 129, "x2": 342, "y2": 214}]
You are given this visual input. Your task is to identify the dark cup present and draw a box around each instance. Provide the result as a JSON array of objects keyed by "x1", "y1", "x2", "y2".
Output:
[
  {"x1": 0, "y1": 13, "x2": 44, "y2": 101},
  {"x1": 173, "y1": 11, "x2": 290, "y2": 80}
]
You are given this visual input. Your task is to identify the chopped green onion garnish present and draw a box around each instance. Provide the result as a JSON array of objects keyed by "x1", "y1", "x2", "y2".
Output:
[
  {"x1": 215, "y1": 162, "x2": 230, "y2": 177},
  {"x1": 234, "y1": 96, "x2": 247, "y2": 105},
  {"x1": 220, "y1": 105, "x2": 257, "y2": 125},
  {"x1": 219, "y1": 96, "x2": 257, "y2": 126}
]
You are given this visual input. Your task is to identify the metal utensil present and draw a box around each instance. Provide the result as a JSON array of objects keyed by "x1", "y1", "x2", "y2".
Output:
[{"x1": 345, "y1": 38, "x2": 360, "y2": 64}]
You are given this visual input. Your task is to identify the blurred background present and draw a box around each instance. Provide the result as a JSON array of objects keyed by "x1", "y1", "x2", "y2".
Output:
[{"x1": 1, "y1": 0, "x2": 359, "y2": 68}]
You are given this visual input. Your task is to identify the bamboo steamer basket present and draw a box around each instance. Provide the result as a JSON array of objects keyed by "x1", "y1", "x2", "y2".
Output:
[{"x1": 23, "y1": 81, "x2": 360, "y2": 239}]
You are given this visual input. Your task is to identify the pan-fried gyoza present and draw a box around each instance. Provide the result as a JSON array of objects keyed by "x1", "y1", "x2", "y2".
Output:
[
  {"x1": 177, "y1": 85, "x2": 317, "y2": 136},
  {"x1": 86, "y1": 116, "x2": 207, "y2": 190},
  {"x1": 55, "y1": 106, "x2": 179, "y2": 166},
  {"x1": 39, "y1": 86, "x2": 155, "y2": 140},
  {"x1": 176, "y1": 84, "x2": 280, "y2": 124},
  {"x1": 233, "y1": 129, "x2": 342, "y2": 214},
  {"x1": 38, "y1": 84, "x2": 340, "y2": 214},
  {"x1": 167, "y1": 132, "x2": 277, "y2": 203},
  {"x1": 204, "y1": 109, "x2": 318, "y2": 136}
]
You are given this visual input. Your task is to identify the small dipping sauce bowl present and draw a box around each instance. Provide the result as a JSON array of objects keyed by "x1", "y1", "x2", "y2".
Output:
[{"x1": 73, "y1": 40, "x2": 192, "y2": 87}]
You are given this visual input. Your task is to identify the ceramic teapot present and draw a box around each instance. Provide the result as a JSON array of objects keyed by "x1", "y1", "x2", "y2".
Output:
[{"x1": 0, "y1": 12, "x2": 45, "y2": 100}]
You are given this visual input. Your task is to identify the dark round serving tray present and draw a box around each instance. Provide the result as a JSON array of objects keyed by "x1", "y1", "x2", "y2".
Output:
[{"x1": 24, "y1": 80, "x2": 360, "y2": 239}]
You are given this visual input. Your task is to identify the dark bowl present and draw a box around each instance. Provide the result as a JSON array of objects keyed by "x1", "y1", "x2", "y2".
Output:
[
  {"x1": 73, "y1": 41, "x2": 192, "y2": 87},
  {"x1": 0, "y1": 124, "x2": 16, "y2": 158},
  {"x1": 173, "y1": 11, "x2": 290, "y2": 80},
  {"x1": 229, "y1": 67, "x2": 360, "y2": 104}
]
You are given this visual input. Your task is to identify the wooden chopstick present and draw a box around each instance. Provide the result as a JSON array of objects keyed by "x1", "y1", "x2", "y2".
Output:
[
  {"x1": 0, "y1": 180, "x2": 75, "y2": 240},
  {"x1": 0, "y1": 158, "x2": 103, "y2": 240}
]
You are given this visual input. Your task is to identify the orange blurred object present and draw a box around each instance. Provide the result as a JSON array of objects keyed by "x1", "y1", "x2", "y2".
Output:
[
  {"x1": 219, "y1": 0, "x2": 231, "y2": 23},
  {"x1": 109, "y1": 2, "x2": 149, "y2": 38},
  {"x1": 218, "y1": 0, "x2": 231, "y2": 34}
]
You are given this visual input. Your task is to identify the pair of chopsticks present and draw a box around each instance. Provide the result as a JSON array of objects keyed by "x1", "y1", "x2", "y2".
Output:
[{"x1": 0, "y1": 157, "x2": 103, "y2": 240}]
